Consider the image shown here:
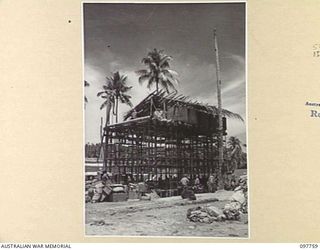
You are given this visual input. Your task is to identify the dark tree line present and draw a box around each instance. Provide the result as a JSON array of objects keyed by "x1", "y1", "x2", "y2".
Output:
[{"x1": 85, "y1": 143, "x2": 101, "y2": 158}]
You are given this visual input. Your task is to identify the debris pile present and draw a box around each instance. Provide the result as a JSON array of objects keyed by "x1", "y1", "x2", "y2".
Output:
[
  {"x1": 85, "y1": 177, "x2": 157, "y2": 203},
  {"x1": 187, "y1": 203, "x2": 241, "y2": 223},
  {"x1": 187, "y1": 206, "x2": 226, "y2": 223},
  {"x1": 223, "y1": 201, "x2": 241, "y2": 220},
  {"x1": 148, "y1": 190, "x2": 160, "y2": 199},
  {"x1": 187, "y1": 175, "x2": 248, "y2": 223},
  {"x1": 128, "y1": 183, "x2": 141, "y2": 200},
  {"x1": 230, "y1": 175, "x2": 247, "y2": 214},
  {"x1": 85, "y1": 180, "x2": 127, "y2": 203},
  {"x1": 128, "y1": 182, "x2": 149, "y2": 200}
]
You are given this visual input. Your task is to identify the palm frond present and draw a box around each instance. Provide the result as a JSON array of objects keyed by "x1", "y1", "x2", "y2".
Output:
[
  {"x1": 103, "y1": 85, "x2": 110, "y2": 91},
  {"x1": 159, "y1": 79, "x2": 176, "y2": 93},
  {"x1": 136, "y1": 69, "x2": 148, "y2": 75},
  {"x1": 159, "y1": 56, "x2": 172, "y2": 68},
  {"x1": 100, "y1": 100, "x2": 108, "y2": 110},
  {"x1": 147, "y1": 76, "x2": 156, "y2": 89},
  {"x1": 120, "y1": 75, "x2": 127, "y2": 83},
  {"x1": 163, "y1": 69, "x2": 179, "y2": 77},
  {"x1": 119, "y1": 94, "x2": 133, "y2": 107},
  {"x1": 121, "y1": 85, "x2": 132, "y2": 92},
  {"x1": 97, "y1": 91, "x2": 105, "y2": 97},
  {"x1": 141, "y1": 57, "x2": 152, "y2": 65},
  {"x1": 138, "y1": 74, "x2": 150, "y2": 85}
]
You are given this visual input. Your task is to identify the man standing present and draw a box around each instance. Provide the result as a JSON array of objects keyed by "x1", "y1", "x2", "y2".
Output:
[{"x1": 207, "y1": 175, "x2": 217, "y2": 193}]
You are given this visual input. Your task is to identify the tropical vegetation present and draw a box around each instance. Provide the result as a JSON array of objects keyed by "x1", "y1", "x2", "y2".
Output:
[
  {"x1": 136, "y1": 48, "x2": 179, "y2": 93},
  {"x1": 97, "y1": 71, "x2": 132, "y2": 124},
  {"x1": 227, "y1": 136, "x2": 245, "y2": 171}
]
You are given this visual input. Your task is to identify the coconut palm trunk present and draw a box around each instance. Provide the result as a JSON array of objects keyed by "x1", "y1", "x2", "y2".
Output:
[
  {"x1": 115, "y1": 96, "x2": 119, "y2": 123},
  {"x1": 105, "y1": 102, "x2": 112, "y2": 126},
  {"x1": 156, "y1": 79, "x2": 159, "y2": 93}
]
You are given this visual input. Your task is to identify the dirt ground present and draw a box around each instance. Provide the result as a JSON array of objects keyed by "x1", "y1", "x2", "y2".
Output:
[{"x1": 85, "y1": 191, "x2": 248, "y2": 237}]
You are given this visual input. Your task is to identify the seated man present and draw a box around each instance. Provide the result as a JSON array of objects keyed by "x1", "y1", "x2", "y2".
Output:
[{"x1": 180, "y1": 175, "x2": 190, "y2": 188}]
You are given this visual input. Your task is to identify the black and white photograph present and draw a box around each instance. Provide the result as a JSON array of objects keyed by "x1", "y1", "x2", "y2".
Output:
[{"x1": 84, "y1": 2, "x2": 247, "y2": 237}]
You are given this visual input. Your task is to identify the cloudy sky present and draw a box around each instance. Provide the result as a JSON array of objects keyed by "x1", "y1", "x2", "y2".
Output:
[{"x1": 84, "y1": 3, "x2": 246, "y2": 144}]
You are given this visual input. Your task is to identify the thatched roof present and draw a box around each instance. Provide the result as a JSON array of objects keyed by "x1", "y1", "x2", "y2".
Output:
[{"x1": 124, "y1": 90, "x2": 243, "y2": 121}]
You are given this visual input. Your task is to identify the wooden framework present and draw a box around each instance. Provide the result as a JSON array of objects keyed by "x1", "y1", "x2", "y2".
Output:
[
  {"x1": 103, "y1": 91, "x2": 242, "y2": 186},
  {"x1": 104, "y1": 116, "x2": 224, "y2": 184}
]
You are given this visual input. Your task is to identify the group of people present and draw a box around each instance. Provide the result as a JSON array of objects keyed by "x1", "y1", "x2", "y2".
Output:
[
  {"x1": 93, "y1": 171, "x2": 237, "y2": 194},
  {"x1": 179, "y1": 174, "x2": 240, "y2": 194},
  {"x1": 180, "y1": 174, "x2": 218, "y2": 193},
  {"x1": 148, "y1": 175, "x2": 179, "y2": 190}
]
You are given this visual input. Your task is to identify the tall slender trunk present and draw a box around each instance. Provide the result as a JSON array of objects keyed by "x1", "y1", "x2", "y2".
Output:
[
  {"x1": 156, "y1": 78, "x2": 159, "y2": 93},
  {"x1": 104, "y1": 101, "x2": 112, "y2": 172},
  {"x1": 116, "y1": 96, "x2": 119, "y2": 123},
  {"x1": 214, "y1": 29, "x2": 224, "y2": 190},
  {"x1": 105, "y1": 104, "x2": 109, "y2": 127}
]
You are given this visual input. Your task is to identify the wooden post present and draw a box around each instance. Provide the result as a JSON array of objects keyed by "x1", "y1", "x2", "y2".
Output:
[
  {"x1": 213, "y1": 29, "x2": 224, "y2": 190},
  {"x1": 131, "y1": 130, "x2": 134, "y2": 180},
  {"x1": 99, "y1": 117, "x2": 106, "y2": 171}
]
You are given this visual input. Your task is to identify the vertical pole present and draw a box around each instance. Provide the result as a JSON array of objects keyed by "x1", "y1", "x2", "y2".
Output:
[
  {"x1": 115, "y1": 97, "x2": 118, "y2": 124},
  {"x1": 131, "y1": 130, "x2": 134, "y2": 181},
  {"x1": 150, "y1": 98, "x2": 153, "y2": 116},
  {"x1": 104, "y1": 100, "x2": 111, "y2": 174},
  {"x1": 213, "y1": 29, "x2": 224, "y2": 189},
  {"x1": 99, "y1": 117, "x2": 104, "y2": 170},
  {"x1": 154, "y1": 134, "x2": 156, "y2": 182}
]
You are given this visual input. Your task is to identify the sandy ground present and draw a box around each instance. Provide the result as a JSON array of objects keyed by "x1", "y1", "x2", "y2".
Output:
[{"x1": 85, "y1": 191, "x2": 248, "y2": 237}]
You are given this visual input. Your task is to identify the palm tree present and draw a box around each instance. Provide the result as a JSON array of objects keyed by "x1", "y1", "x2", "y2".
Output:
[
  {"x1": 97, "y1": 71, "x2": 133, "y2": 124},
  {"x1": 136, "y1": 48, "x2": 179, "y2": 93},
  {"x1": 227, "y1": 136, "x2": 243, "y2": 171},
  {"x1": 97, "y1": 86, "x2": 115, "y2": 126},
  {"x1": 228, "y1": 136, "x2": 241, "y2": 149}
]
